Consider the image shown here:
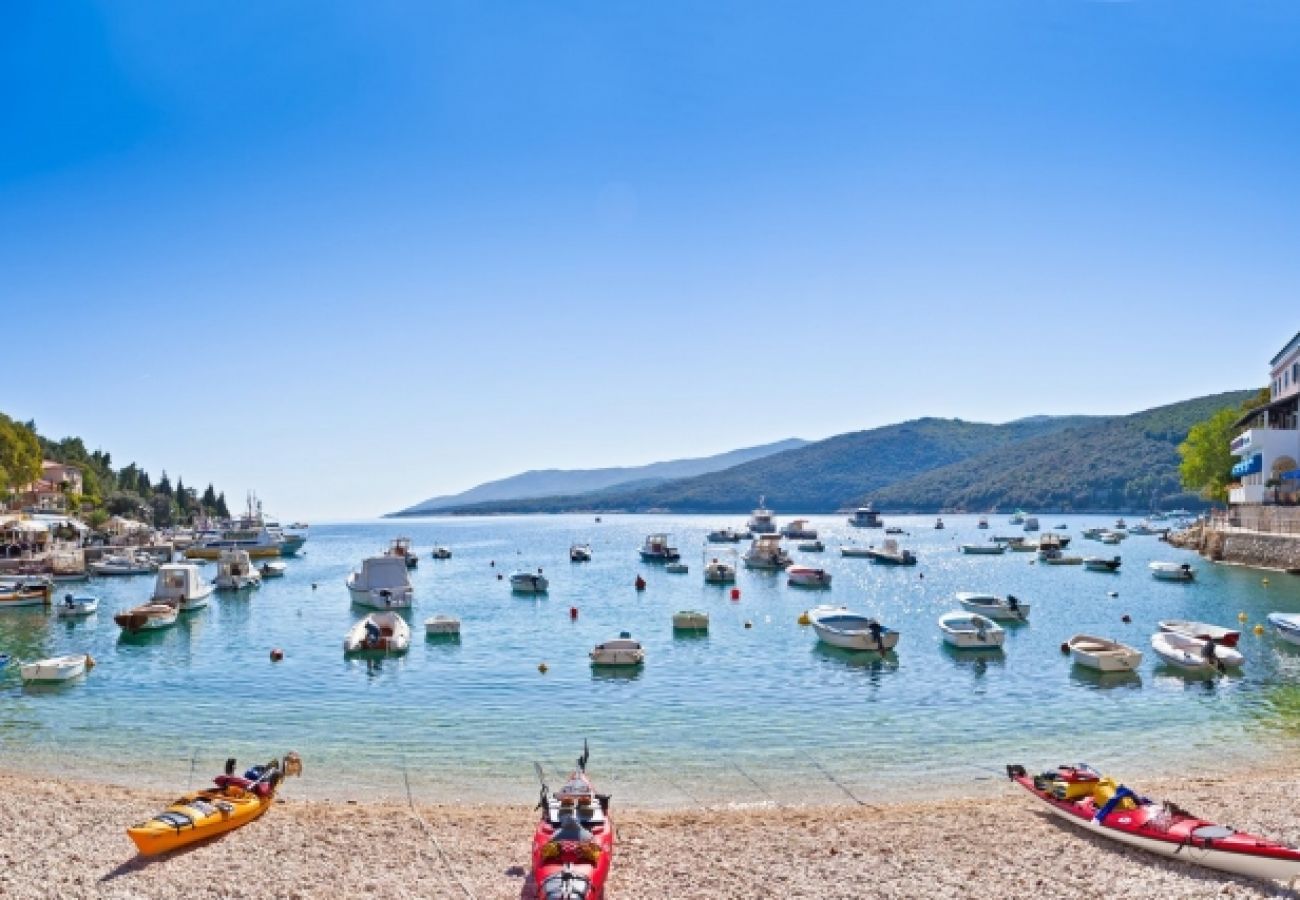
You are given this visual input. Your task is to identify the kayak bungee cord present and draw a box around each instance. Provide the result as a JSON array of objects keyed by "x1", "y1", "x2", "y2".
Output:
[{"x1": 401, "y1": 757, "x2": 478, "y2": 900}]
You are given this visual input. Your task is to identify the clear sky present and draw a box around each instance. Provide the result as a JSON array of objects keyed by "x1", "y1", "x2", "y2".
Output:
[{"x1": 2, "y1": 1, "x2": 1294, "y2": 519}]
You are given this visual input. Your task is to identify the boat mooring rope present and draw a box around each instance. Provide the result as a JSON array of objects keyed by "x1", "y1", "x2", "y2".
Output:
[
  {"x1": 806, "y1": 754, "x2": 878, "y2": 810},
  {"x1": 729, "y1": 761, "x2": 780, "y2": 807},
  {"x1": 401, "y1": 758, "x2": 478, "y2": 900}
]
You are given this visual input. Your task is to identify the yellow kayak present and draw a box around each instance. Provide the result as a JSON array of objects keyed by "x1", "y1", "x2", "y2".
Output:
[{"x1": 127, "y1": 752, "x2": 301, "y2": 855}]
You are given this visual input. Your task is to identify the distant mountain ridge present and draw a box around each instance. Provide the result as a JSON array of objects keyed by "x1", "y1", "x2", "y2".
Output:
[
  {"x1": 414, "y1": 390, "x2": 1256, "y2": 514},
  {"x1": 389, "y1": 437, "x2": 808, "y2": 516}
]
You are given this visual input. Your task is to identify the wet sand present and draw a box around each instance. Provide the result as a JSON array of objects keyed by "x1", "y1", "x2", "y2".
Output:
[{"x1": 3, "y1": 766, "x2": 1297, "y2": 898}]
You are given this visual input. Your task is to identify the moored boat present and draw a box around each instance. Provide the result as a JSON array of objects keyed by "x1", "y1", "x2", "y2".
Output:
[
  {"x1": 347, "y1": 555, "x2": 414, "y2": 607},
  {"x1": 1150, "y1": 631, "x2": 1243, "y2": 672},
  {"x1": 703, "y1": 556, "x2": 736, "y2": 584},
  {"x1": 114, "y1": 602, "x2": 179, "y2": 633},
  {"x1": 862, "y1": 539, "x2": 916, "y2": 566},
  {"x1": 707, "y1": 527, "x2": 743, "y2": 543},
  {"x1": 530, "y1": 743, "x2": 614, "y2": 900},
  {"x1": 780, "y1": 519, "x2": 818, "y2": 539},
  {"x1": 938, "y1": 611, "x2": 1004, "y2": 649},
  {"x1": 424, "y1": 615, "x2": 461, "y2": 636},
  {"x1": 214, "y1": 549, "x2": 262, "y2": 591},
  {"x1": 1268, "y1": 613, "x2": 1300, "y2": 646},
  {"x1": 590, "y1": 632, "x2": 644, "y2": 666},
  {"x1": 1023, "y1": 517, "x2": 1039, "y2": 532},
  {"x1": 665, "y1": 562, "x2": 689, "y2": 574},
  {"x1": 1006, "y1": 763, "x2": 1300, "y2": 883},
  {"x1": 955, "y1": 592, "x2": 1030, "y2": 621},
  {"x1": 0, "y1": 579, "x2": 52, "y2": 608},
  {"x1": 386, "y1": 536, "x2": 419, "y2": 568},
  {"x1": 748, "y1": 496, "x2": 777, "y2": 535},
  {"x1": 743, "y1": 534, "x2": 792, "y2": 570},
  {"x1": 639, "y1": 533, "x2": 680, "y2": 562},
  {"x1": 20, "y1": 653, "x2": 92, "y2": 683},
  {"x1": 259, "y1": 560, "x2": 287, "y2": 578},
  {"x1": 1157, "y1": 620, "x2": 1240, "y2": 648},
  {"x1": 808, "y1": 608, "x2": 899, "y2": 651},
  {"x1": 1149, "y1": 561, "x2": 1195, "y2": 582},
  {"x1": 672, "y1": 610, "x2": 709, "y2": 630},
  {"x1": 1066, "y1": 634, "x2": 1142, "y2": 672},
  {"x1": 798, "y1": 539, "x2": 825, "y2": 553},
  {"x1": 978, "y1": 516, "x2": 989, "y2": 529},
  {"x1": 960, "y1": 543, "x2": 1005, "y2": 555},
  {"x1": 934, "y1": 517, "x2": 945, "y2": 530},
  {"x1": 89, "y1": 553, "x2": 157, "y2": 576},
  {"x1": 570, "y1": 543, "x2": 593, "y2": 562},
  {"x1": 152, "y1": 562, "x2": 215, "y2": 610},
  {"x1": 343, "y1": 611, "x2": 411, "y2": 654},
  {"x1": 55, "y1": 594, "x2": 99, "y2": 617},
  {"x1": 786, "y1": 565, "x2": 831, "y2": 587},
  {"x1": 430, "y1": 546, "x2": 453, "y2": 559},
  {"x1": 1083, "y1": 556, "x2": 1122, "y2": 572},
  {"x1": 510, "y1": 570, "x2": 549, "y2": 593},
  {"x1": 847, "y1": 504, "x2": 883, "y2": 528}
]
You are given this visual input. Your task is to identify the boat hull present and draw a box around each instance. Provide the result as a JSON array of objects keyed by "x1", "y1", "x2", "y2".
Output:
[
  {"x1": 128, "y1": 786, "x2": 273, "y2": 855},
  {"x1": 348, "y1": 586, "x2": 414, "y2": 608},
  {"x1": 810, "y1": 620, "x2": 899, "y2": 652},
  {"x1": 20, "y1": 655, "x2": 88, "y2": 683}
]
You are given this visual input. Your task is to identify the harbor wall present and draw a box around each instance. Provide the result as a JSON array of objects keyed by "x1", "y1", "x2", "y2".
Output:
[{"x1": 1173, "y1": 522, "x2": 1300, "y2": 571}]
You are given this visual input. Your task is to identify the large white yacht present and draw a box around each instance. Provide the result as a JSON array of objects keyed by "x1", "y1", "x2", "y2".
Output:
[
  {"x1": 847, "y1": 504, "x2": 883, "y2": 528},
  {"x1": 747, "y1": 496, "x2": 777, "y2": 534}
]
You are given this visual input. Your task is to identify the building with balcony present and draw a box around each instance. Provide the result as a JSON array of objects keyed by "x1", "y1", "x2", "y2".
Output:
[{"x1": 1230, "y1": 332, "x2": 1300, "y2": 505}]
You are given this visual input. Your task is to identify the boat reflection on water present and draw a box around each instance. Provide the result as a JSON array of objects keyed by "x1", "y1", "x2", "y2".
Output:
[
  {"x1": 1068, "y1": 666, "x2": 1142, "y2": 691},
  {"x1": 811, "y1": 642, "x2": 900, "y2": 674},
  {"x1": 941, "y1": 644, "x2": 1005, "y2": 678},
  {"x1": 591, "y1": 664, "x2": 644, "y2": 683}
]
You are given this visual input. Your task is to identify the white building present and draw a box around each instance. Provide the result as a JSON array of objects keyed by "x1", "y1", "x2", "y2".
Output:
[{"x1": 1230, "y1": 332, "x2": 1300, "y2": 505}]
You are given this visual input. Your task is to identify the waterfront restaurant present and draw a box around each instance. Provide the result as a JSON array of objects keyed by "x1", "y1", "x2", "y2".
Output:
[{"x1": 1231, "y1": 331, "x2": 1300, "y2": 505}]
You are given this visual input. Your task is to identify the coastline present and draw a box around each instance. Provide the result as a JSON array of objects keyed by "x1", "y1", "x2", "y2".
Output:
[{"x1": 6, "y1": 765, "x2": 1299, "y2": 898}]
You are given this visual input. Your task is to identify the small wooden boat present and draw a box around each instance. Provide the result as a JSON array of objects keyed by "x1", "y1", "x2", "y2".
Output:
[
  {"x1": 1268, "y1": 613, "x2": 1300, "y2": 647},
  {"x1": 1066, "y1": 634, "x2": 1142, "y2": 672},
  {"x1": 344, "y1": 611, "x2": 411, "y2": 654},
  {"x1": 1151, "y1": 631, "x2": 1243, "y2": 671},
  {"x1": 511, "y1": 571, "x2": 549, "y2": 593},
  {"x1": 424, "y1": 615, "x2": 461, "y2": 636},
  {"x1": 1158, "y1": 620, "x2": 1240, "y2": 648},
  {"x1": 955, "y1": 592, "x2": 1030, "y2": 621},
  {"x1": 259, "y1": 561, "x2": 287, "y2": 578},
  {"x1": 938, "y1": 611, "x2": 1005, "y2": 649},
  {"x1": 809, "y1": 608, "x2": 899, "y2": 651},
  {"x1": 20, "y1": 654, "x2": 92, "y2": 683},
  {"x1": 531, "y1": 743, "x2": 613, "y2": 900},
  {"x1": 959, "y1": 543, "x2": 1005, "y2": 555},
  {"x1": 55, "y1": 594, "x2": 99, "y2": 617},
  {"x1": 672, "y1": 610, "x2": 709, "y2": 630},
  {"x1": 1007, "y1": 763, "x2": 1300, "y2": 883},
  {"x1": 127, "y1": 753, "x2": 302, "y2": 855},
  {"x1": 115, "y1": 603, "x2": 179, "y2": 633},
  {"x1": 570, "y1": 543, "x2": 593, "y2": 562},
  {"x1": 591, "y1": 633, "x2": 644, "y2": 666},
  {"x1": 1150, "y1": 561, "x2": 1195, "y2": 582},
  {"x1": 1083, "y1": 556, "x2": 1122, "y2": 572},
  {"x1": 787, "y1": 565, "x2": 831, "y2": 588}
]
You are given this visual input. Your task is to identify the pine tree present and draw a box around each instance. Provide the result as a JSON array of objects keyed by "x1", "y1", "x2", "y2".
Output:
[
  {"x1": 202, "y1": 483, "x2": 218, "y2": 510},
  {"x1": 215, "y1": 492, "x2": 230, "y2": 518},
  {"x1": 157, "y1": 471, "x2": 173, "y2": 497}
]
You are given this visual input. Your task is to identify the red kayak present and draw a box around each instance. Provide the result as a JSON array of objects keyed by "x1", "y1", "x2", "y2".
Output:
[
  {"x1": 1008, "y1": 764, "x2": 1300, "y2": 884},
  {"x1": 531, "y1": 743, "x2": 614, "y2": 900}
]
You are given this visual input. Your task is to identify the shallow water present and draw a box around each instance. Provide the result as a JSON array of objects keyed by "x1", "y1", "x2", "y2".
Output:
[{"x1": 3, "y1": 514, "x2": 1299, "y2": 807}]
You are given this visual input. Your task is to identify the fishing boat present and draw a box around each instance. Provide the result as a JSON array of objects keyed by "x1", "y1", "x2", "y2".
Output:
[
  {"x1": 1158, "y1": 620, "x2": 1241, "y2": 648},
  {"x1": 672, "y1": 610, "x2": 709, "y2": 630},
  {"x1": 343, "y1": 611, "x2": 411, "y2": 654},
  {"x1": 347, "y1": 555, "x2": 414, "y2": 607},
  {"x1": 152, "y1": 562, "x2": 215, "y2": 610},
  {"x1": 1083, "y1": 556, "x2": 1122, "y2": 572},
  {"x1": 665, "y1": 562, "x2": 689, "y2": 574},
  {"x1": 114, "y1": 602, "x2": 179, "y2": 633},
  {"x1": 1268, "y1": 613, "x2": 1300, "y2": 646},
  {"x1": 89, "y1": 553, "x2": 157, "y2": 576},
  {"x1": 1066, "y1": 635, "x2": 1143, "y2": 672},
  {"x1": 1006, "y1": 763, "x2": 1300, "y2": 883},
  {"x1": 934, "y1": 517, "x2": 945, "y2": 530},
  {"x1": 570, "y1": 543, "x2": 593, "y2": 562},
  {"x1": 1150, "y1": 631, "x2": 1243, "y2": 671},
  {"x1": 639, "y1": 533, "x2": 680, "y2": 562},
  {"x1": 430, "y1": 546, "x2": 453, "y2": 559},
  {"x1": 798, "y1": 539, "x2": 825, "y2": 553},
  {"x1": 707, "y1": 527, "x2": 743, "y2": 543},
  {"x1": 786, "y1": 565, "x2": 832, "y2": 587},
  {"x1": 214, "y1": 549, "x2": 262, "y2": 591},
  {"x1": 510, "y1": 570, "x2": 549, "y2": 593},
  {"x1": 55, "y1": 594, "x2": 99, "y2": 617},
  {"x1": 1023, "y1": 517, "x2": 1040, "y2": 532},
  {"x1": 938, "y1": 611, "x2": 1004, "y2": 649},
  {"x1": 1149, "y1": 561, "x2": 1195, "y2": 582},
  {"x1": 747, "y1": 497, "x2": 777, "y2": 535},
  {"x1": 955, "y1": 592, "x2": 1030, "y2": 621},
  {"x1": 530, "y1": 743, "x2": 614, "y2": 900},
  {"x1": 590, "y1": 633, "x2": 644, "y2": 666},
  {"x1": 959, "y1": 543, "x2": 1005, "y2": 555},
  {"x1": 703, "y1": 556, "x2": 736, "y2": 584},
  {"x1": 259, "y1": 560, "x2": 287, "y2": 578},
  {"x1": 808, "y1": 608, "x2": 899, "y2": 651},
  {"x1": 780, "y1": 519, "x2": 818, "y2": 539},
  {"x1": 863, "y1": 539, "x2": 916, "y2": 566},
  {"x1": 884, "y1": 526, "x2": 906, "y2": 535},
  {"x1": 1099, "y1": 531, "x2": 1122, "y2": 545},
  {"x1": 20, "y1": 654, "x2": 92, "y2": 683},
  {"x1": 742, "y1": 534, "x2": 791, "y2": 569},
  {"x1": 127, "y1": 753, "x2": 302, "y2": 856},
  {"x1": 847, "y1": 504, "x2": 883, "y2": 528},
  {"x1": 385, "y1": 536, "x2": 419, "y2": 568},
  {"x1": 1081, "y1": 527, "x2": 1104, "y2": 540},
  {"x1": 0, "y1": 579, "x2": 51, "y2": 608},
  {"x1": 424, "y1": 615, "x2": 460, "y2": 636},
  {"x1": 978, "y1": 516, "x2": 989, "y2": 529}
]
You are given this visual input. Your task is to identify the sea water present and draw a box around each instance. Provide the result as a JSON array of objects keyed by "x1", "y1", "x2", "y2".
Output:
[{"x1": 2, "y1": 515, "x2": 1298, "y2": 807}]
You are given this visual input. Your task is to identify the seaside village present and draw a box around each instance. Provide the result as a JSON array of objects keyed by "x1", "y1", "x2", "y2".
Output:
[{"x1": 7, "y1": 332, "x2": 1300, "y2": 895}]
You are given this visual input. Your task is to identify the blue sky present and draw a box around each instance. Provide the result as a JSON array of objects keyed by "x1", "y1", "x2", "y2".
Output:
[{"x1": 2, "y1": 1, "x2": 1295, "y2": 518}]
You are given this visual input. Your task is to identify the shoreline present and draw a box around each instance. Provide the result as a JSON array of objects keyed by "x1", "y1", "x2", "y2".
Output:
[{"x1": 5, "y1": 765, "x2": 1299, "y2": 898}]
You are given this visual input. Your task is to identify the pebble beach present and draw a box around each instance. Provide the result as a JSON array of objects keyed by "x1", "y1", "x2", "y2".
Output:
[{"x1": 5, "y1": 763, "x2": 1299, "y2": 899}]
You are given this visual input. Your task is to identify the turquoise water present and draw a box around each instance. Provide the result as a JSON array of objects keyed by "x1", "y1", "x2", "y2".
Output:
[{"x1": 3, "y1": 514, "x2": 1300, "y2": 807}]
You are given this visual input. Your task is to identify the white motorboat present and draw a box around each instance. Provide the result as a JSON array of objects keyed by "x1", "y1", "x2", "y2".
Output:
[
  {"x1": 430, "y1": 546, "x2": 453, "y2": 560},
  {"x1": 344, "y1": 611, "x2": 411, "y2": 654},
  {"x1": 1083, "y1": 556, "x2": 1122, "y2": 572},
  {"x1": 960, "y1": 543, "x2": 1005, "y2": 555},
  {"x1": 1038, "y1": 547, "x2": 1083, "y2": 565},
  {"x1": 1158, "y1": 620, "x2": 1241, "y2": 647},
  {"x1": 1149, "y1": 561, "x2": 1195, "y2": 582},
  {"x1": 798, "y1": 539, "x2": 825, "y2": 553},
  {"x1": 978, "y1": 516, "x2": 989, "y2": 529},
  {"x1": 847, "y1": 504, "x2": 883, "y2": 528},
  {"x1": 0, "y1": 579, "x2": 52, "y2": 609},
  {"x1": 1008, "y1": 511, "x2": 1025, "y2": 525},
  {"x1": 89, "y1": 553, "x2": 157, "y2": 576},
  {"x1": 1151, "y1": 631, "x2": 1243, "y2": 672},
  {"x1": 1267, "y1": 613, "x2": 1300, "y2": 647},
  {"x1": 938, "y1": 611, "x2": 1005, "y2": 649},
  {"x1": 748, "y1": 497, "x2": 777, "y2": 535},
  {"x1": 20, "y1": 654, "x2": 92, "y2": 683},
  {"x1": 1099, "y1": 531, "x2": 1122, "y2": 545},
  {"x1": 1081, "y1": 527, "x2": 1104, "y2": 540},
  {"x1": 1115, "y1": 518, "x2": 1127, "y2": 530},
  {"x1": 780, "y1": 519, "x2": 818, "y2": 539},
  {"x1": 386, "y1": 537, "x2": 419, "y2": 568},
  {"x1": 955, "y1": 592, "x2": 1030, "y2": 621},
  {"x1": 152, "y1": 563, "x2": 215, "y2": 610},
  {"x1": 1066, "y1": 634, "x2": 1142, "y2": 672},
  {"x1": 510, "y1": 570, "x2": 549, "y2": 593},
  {"x1": 55, "y1": 594, "x2": 99, "y2": 617},
  {"x1": 672, "y1": 610, "x2": 709, "y2": 631},
  {"x1": 569, "y1": 544, "x2": 593, "y2": 562},
  {"x1": 707, "y1": 527, "x2": 743, "y2": 543},
  {"x1": 934, "y1": 517, "x2": 945, "y2": 530},
  {"x1": 214, "y1": 550, "x2": 262, "y2": 591},
  {"x1": 639, "y1": 533, "x2": 680, "y2": 562},
  {"x1": 743, "y1": 534, "x2": 791, "y2": 570},
  {"x1": 114, "y1": 602, "x2": 179, "y2": 633},
  {"x1": 703, "y1": 556, "x2": 736, "y2": 584},
  {"x1": 862, "y1": 539, "x2": 916, "y2": 566},
  {"x1": 786, "y1": 565, "x2": 831, "y2": 588},
  {"x1": 1128, "y1": 522, "x2": 1158, "y2": 536},
  {"x1": 665, "y1": 562, "x2": 689, "y2": 574},
  {"x1": 1022, "y1": 517, "x2": 1039, "y2": 532},
  {"x1": 840, "y1": 545, "x2": 874, "y2": 558},
  {"x1": 259, "y1": 560, "x2": 287, "y2": 578},
  {"x1": 590, "y1": 633, "x2": 644, "y2": 666},
  {"x1": 424, "y1": 615, "x2": 461, "y2": 636},
  {"x1": 347, "y1": 555, "x2": 414, "y2": 608},
  {"x1": 808, "y1": 608, "x2": 899, "y2": 651}
]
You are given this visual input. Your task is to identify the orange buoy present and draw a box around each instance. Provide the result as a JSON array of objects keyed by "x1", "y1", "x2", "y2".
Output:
[
  {"x1": 635, "y1": 576, "x2": 646, "y2": 591},
  {"x1": 569, "y1": 606, "x2": 579, "y2": 621},
  {"x1": 730, "y1": 588, "x2": 741, "y2": 601},
  {"x1": 270, "y1": 648, "x2": 284, "y2": 662}
]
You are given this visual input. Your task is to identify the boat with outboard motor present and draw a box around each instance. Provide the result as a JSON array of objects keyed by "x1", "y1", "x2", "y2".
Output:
[
  {"x1": 797, "y1": 539, "x2": 824, "y2": 553},
  {"x1": 955, "y1": 592, "x2": 1030, "y2": 621},
  {"x1": 786, "y1": 565, "x2": 831, "y2": 588},
  {"x1": 861, "y1": 539, "x2": 916, "y2": 566},
  {"x1": 1150, "y1": 631, "x2": 1243, "y2": 672},
  {"x1": 1268, "y1": 613, "x2": 1300, "y2": 647},
  {"x1": 344, "y1": 611, "x2": 411, "y2": 654},
  {"x1": 1006, "y1": 763, "x2": 1300, "y2": 883},
  {"x1": 0, "y1": 578, "x2": 52, "y2": 608},
  {"x1": 530, "y1": 742, "x2": 614, "y2": 900},
  {"x1": 703, "y1": 555, "x2": 736, "y2": 584},
  {"x1": 1084, "y1": 556, "x2": 1122, "y2": 572},
  {"x1": 639, "y1": 533, "x2": 680, "y2": 562},
  {"x1": 214, "y1": 549, "x2": 262, "y2": 591},
  {"x1": 55, "y1": 594, "x2": 98, "y2": 617},
  {"x1": 127, "y1": 752, "x2": 302, "y2": 855},
  {"x1": 808, "y1": 607, "x2": 899, "y2": 651},
  {"x1": 20, "y1": 653, "x2": 93, "y2": 683},
  {"x1": 1150, "y1": 561, "x2": 1195, "y2": 582},
  {"x1": 938, "y1": 611, "x2": 1004, "y2": 649},
  {"x1": 511, "y1": 570, "x2": 549, "y2": 593},
  {"x1": 1066, "y1": 635, "x2": 1142, "y2": 672},
  {"x1": 348, "y1": 555, "x2": 414, "y2": 607},
  {"x1": 1157, "y1": 620, "x2": 1240, "y2": 648},
  {"x1": 672, "y1": 610, "x2": 709, "y2": 630},
  {"x1": 570, "y1": 543, "x2": 593, "y2": 562},
  {"x1": 590, "y1": 633, "x2": 644, "y2": 666}
]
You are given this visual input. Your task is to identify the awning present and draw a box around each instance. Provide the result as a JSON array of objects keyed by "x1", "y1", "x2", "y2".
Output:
[
  {"x1": 1232, "y1": 454, "x2": 1263, "y2": 478},
  {"x1": 1282, "y1": 469, "x2": 1300, "y2": 481}
]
